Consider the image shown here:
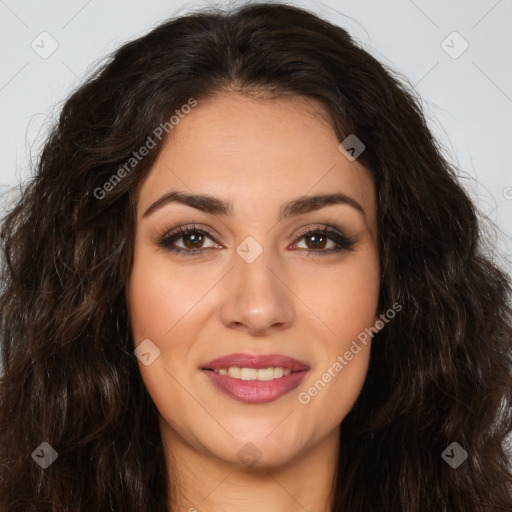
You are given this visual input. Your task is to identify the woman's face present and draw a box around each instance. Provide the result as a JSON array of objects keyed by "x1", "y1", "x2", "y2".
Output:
[{"x1": 128, "y1": 92, "x2": 380, "y2": 468}]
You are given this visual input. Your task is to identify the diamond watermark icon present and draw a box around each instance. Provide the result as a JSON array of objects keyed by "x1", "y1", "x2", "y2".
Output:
[
  {"x1": 236, "y1": 236, "x2": 263, "y2": 263},
  {"x1": 32, "y1": 442, "x2": 58, "y2": 469},
  {"x1": 134, "y1": 338, "x2": 161, "y2": 366},
  {"x1": 441, "y1": 31, "x2": 469, "y2": 59},
  {"x1": 237, "y1": 442, "x2": 262, "y2": 467},
  {"x1": 441, "y1": 442, "x2": 468, "y2": 468},
  {"x1": 31, "y1": 31, "x2": 59, "y2": 59},
  {"x1": 338, "y1": 134, "x2": 365, "y2": 161}
]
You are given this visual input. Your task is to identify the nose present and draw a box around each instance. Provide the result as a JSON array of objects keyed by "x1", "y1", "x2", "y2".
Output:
[{"x1": 218, "y1": 248, "x2": 295, "y2": 336}]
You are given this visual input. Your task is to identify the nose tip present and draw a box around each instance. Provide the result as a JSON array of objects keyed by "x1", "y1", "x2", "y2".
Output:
[{"x1": 219, "y1": 255, "x2": 295, "y2": 335}]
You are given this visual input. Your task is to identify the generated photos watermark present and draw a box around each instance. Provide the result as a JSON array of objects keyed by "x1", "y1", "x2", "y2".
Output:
[
  {"x1": 94, "y1": 97, "x2": 197, "y2": 200},
  {"x1": 297, "y1": 301, "x2": 402, "y2": 405}
]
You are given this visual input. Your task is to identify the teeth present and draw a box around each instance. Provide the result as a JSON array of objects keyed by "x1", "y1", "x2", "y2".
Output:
[{"x1": 212, "y1": 367, "x2": 293, "y2": 380}]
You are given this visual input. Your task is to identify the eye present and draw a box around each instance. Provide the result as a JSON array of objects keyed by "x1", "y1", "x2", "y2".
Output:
[
  {"x1": 158, "y1": 224, "x2": 218, "y2": 255},
  {"x1": 291, "y1": 226, "x2": 356, "y2": 254},
  {"x1": 157, "y1": 224, "x2": 356, "y2": 256}
]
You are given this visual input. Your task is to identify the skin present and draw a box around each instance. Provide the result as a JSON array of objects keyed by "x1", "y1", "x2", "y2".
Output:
[{"x1": 127, "y1": 91, "x2": 381, "y2": 512}]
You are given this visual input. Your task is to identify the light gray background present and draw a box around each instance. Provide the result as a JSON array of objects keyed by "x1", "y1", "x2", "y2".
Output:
[{"x1": 0, "y1": 0, "x2": 511, "y2": 461}]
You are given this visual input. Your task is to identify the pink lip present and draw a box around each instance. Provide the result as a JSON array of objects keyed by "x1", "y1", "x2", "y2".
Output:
[
  {"x1": 201, "y1": 353, "x2": 310, "y2": 371},
  {"x1": 202, "y1": 368, "x2": 309, "y2": 404},
  {"x1": 200, "y1": 353, "x2": 310, "y2": 404}
]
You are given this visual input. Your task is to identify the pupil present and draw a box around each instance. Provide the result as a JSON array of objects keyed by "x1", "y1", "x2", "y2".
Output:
[{"x1": 185, "y1": 233, "x2": 202, "y2": 248}]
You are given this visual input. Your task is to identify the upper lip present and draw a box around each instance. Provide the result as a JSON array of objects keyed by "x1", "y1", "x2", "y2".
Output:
[{"x1": 201, "y1": 353, "x2": 310, "y2": 372}]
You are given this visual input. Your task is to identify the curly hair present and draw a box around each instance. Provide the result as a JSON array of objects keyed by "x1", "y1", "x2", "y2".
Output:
[{"x1": 1, "y1": 2, "x2": 511, "y2": 511}]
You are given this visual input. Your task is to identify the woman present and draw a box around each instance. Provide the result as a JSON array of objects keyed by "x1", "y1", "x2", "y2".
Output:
[{"x1": 1, "y1": 2, "x2": 511, "y2": 511}]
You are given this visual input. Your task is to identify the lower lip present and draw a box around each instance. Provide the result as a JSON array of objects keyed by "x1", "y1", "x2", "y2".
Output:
[{"x1": 202, "y1": 369, "x2": 309, "y2": 404}]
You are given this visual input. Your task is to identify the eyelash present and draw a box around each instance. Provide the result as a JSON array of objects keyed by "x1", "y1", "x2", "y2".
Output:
[{"x1": 157, "y1": 223, "x2": 356, "y2": 256}]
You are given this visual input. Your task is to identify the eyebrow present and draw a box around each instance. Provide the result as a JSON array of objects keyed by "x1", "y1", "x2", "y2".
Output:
[{"x1": 142, "y1": 190, "x2": 365, "y2": 221}]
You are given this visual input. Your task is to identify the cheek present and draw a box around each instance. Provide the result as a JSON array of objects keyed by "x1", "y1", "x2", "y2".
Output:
[
  {"x1": 127, "y1": 252, "x2": 199, "y2": 420},
  {"x1": 128, "y1": 249, "x2": 203, "y2": 341},
  {"x1": 128, "y1": 266, "x2": 171, "y2": 340},
  {"x1": 293, "y1": 254, "x2": 379, "y2": 422},
  {"x1": 300, "y1": 252, "x2": 380, "y2": 342},
  {"x1": 294, "y1": 315, "x2": 373, "y2": 445}
]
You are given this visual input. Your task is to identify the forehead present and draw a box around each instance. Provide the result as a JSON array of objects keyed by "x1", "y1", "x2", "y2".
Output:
[{"x1": 136, "y1": 92, "x2": 376, "y2": 224}]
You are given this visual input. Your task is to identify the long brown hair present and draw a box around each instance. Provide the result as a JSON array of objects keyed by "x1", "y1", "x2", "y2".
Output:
[{"x1": 1, "y1": 3, "x2": 511, "y2": 511}]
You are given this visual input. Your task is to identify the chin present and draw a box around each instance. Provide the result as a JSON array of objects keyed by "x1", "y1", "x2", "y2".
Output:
[{"x1": 206, "y1": 436, "x2": 298, "y2": 469}]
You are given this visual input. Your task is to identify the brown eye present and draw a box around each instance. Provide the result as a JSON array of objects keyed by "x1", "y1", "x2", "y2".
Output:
[
  {"x1": 292, "y1": 227, "x2": 356, "y2": 254},
  {"x1": 158, "y1": 225, "x2": 219, "y2": 255}
]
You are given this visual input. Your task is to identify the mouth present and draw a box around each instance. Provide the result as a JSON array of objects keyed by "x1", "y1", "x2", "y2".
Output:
[
  {"x1": 199, "y1": 353, "x2": 310, "y2": 403},
  {"x1": 200, "y1": 365, "x2": 309, "y2": 404}
]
